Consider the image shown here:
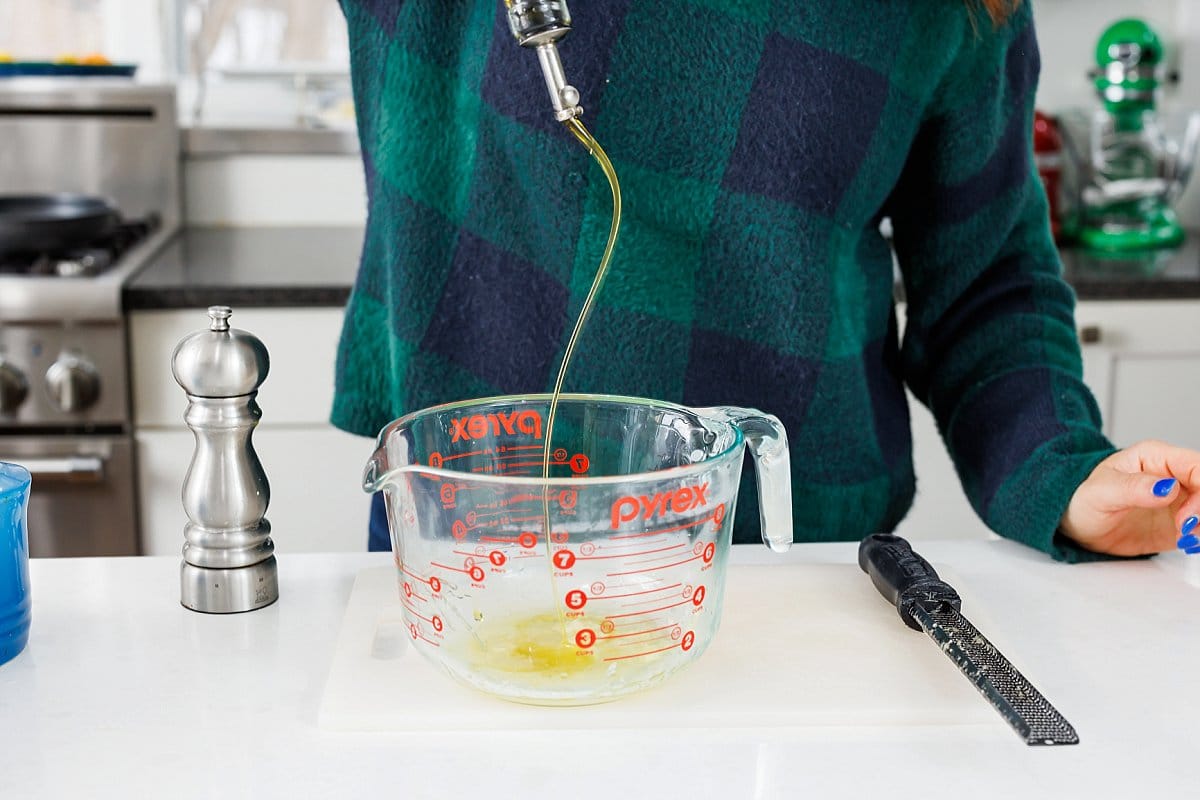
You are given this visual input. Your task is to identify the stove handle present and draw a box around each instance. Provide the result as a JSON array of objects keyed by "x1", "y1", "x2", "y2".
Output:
[{"x1": 0, "y1": 456, "x2": 105, "y2": 484}]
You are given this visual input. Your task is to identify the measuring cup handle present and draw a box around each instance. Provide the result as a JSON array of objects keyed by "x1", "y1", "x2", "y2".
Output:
[{"x1": 695, "y1": 406, "x2": 793, "y2": 553}]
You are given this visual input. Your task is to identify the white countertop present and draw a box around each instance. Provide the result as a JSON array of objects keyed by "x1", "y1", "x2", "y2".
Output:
[{"x1": 3, "y1": 540, "x2": 1198, "y2": 799}]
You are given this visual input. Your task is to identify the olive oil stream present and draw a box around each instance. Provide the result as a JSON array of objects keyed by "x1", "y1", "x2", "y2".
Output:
[
  {"x1": 458, "y1": 114, "x2": 618, "y2": 673},
  {"x1": 532, "y1": 118, "x2": 621, "y2": 658}
]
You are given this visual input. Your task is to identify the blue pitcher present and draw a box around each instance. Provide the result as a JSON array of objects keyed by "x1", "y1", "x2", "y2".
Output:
[{"x1": 0, "y1": 462, "x2": 31, "y2": 666}]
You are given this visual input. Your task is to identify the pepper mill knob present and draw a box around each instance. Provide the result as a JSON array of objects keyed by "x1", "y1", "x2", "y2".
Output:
[{"x1": 172, "y1": 305, "x2": 278, "y2": 613}]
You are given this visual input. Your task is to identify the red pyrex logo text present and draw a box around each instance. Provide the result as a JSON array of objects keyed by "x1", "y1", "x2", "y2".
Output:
[
  {"x1": 450, "y1": 410, "x2": 543, "y2": 442},
  {"x1": 610, "y1": 483, "x2": 709, "y2": 529}
]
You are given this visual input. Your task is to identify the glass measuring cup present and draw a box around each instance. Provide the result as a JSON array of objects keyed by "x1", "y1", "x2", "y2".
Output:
[{"x1": 363, "y1": 393, "x2": 792, "y2": 705}]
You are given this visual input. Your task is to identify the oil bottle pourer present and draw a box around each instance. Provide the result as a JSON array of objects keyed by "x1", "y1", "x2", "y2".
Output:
[{"x1": 504, "y1": 0, "x2": 582, "y2": 121}]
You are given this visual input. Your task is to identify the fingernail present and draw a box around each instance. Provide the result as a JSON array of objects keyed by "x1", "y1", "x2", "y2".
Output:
[
  {"x1": 1186, "y1": 545, "x2": 1200, "y2": 555},
  {"x1": 1154, "y1": 478, "x2": 1177, "y2": 497},
  {"x1": 1183, "y1": 516, "x2": 1199, "y2": 537},
  {"x1": 1177, "y1": 534, "x2": 1199, "y2": 549}
]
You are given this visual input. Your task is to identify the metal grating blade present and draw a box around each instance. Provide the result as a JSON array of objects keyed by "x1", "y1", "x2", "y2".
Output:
[{"x1": 911, "y1": 600, "x2": 1079, "y2": 746}]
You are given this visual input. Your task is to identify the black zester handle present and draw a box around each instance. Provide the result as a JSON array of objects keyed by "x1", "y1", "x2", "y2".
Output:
[{"x1": 858, "y1": 533, "x2": 962, "y2": 631}]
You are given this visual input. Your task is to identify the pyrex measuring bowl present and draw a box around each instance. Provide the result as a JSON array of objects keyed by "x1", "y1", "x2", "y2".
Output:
[{"x1": 363, "y1": 394, "x2": 792, "y2": 705}]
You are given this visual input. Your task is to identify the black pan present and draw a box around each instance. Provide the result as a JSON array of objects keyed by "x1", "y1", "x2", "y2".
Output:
[{"x1": 0, "y1": 194, "x2": 119, "y2": 256}]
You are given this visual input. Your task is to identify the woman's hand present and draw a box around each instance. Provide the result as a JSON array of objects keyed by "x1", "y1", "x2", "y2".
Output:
[{"x1": 1060, "y1": 439, "x2": 1200, "y2": 557}]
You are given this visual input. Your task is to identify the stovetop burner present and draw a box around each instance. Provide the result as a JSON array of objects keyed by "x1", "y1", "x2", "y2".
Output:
[{"x1": 0, "y1": 214, "x2": 160, "y2": 278}]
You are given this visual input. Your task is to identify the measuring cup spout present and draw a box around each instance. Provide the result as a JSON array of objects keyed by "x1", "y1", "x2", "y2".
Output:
[
  {"x1": 364, "y1": 439, "x2": 413, "y2": 494},
  {"x1": 694, "y1": 406, "x2": 793, "y2": 553},
  {"x1": 363, "y1": 444, "x2": 388, "y2": 493}
]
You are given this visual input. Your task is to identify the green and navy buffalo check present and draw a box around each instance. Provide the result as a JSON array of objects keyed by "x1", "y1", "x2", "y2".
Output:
[{"x1": 333, "y1": 0, "x2": 1117, "y2": 560}]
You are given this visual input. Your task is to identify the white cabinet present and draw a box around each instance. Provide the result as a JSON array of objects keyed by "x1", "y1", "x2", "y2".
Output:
[
  {"x1": 897, "y1": 298, "x2": 1200, "y2": 541},
  {"x1": 130, "y1": 307, "x2": 374, "y2": 556},
  {"x1": 1075, "y1": 300, "x2": 1200, "y2": 447}
]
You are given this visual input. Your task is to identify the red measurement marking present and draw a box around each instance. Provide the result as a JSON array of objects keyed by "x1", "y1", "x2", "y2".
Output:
[
  {"x1": 559, "y1": 490, "x2": 578, "y2": 510},
  {"x1": 569, "y1": 454, "x2": 589, "y2": 473},
  {"x1": 401, "y1": 565, "x2": 435, "y2": 588},
  {"x1": 401, "y1": 600, "x2": 434, "y2": 624},
  {"x1": 440, "y1": 484, "x2": 456, "y2": 504},
  {"x1": 452, "y1": 519, "x2": 469, "y2": 540},
  {"x1": 575, "y1": 629, "x2": 596, "y2": 649},
  {"x1": 614, "y1": 631, "x2": 676, "y2": 648},
  {"x1": 430, "y1": 561, "x2": 470, "y2": 575},
  {"x1": 609, "y1": 511, "x2": 718, "y2": 540},
  {"x1": 603, "y1": 642, "x2": 682, "y2": 662},
  {"x1": 428, "y1": 452, "x2": 443, "y2": 468},
  {"x1": 469, "y1": 566, "x2": 486, "y2": 582},
  {"x1": 589, "y1": 582, "x2": 681, "y2": 601},
  {"x1": 489, "y1": 550, "x2": 507, "y2": 567},
  {"x1": 681, "y1": 631, "x2": 695, "y2": 651},
  {"x1": 577, "y1": 542, "x2": 687, "y2": 560},
  {"x1": 409, "y1": 623, "x2": 441, "y2": 648},
  {"x1": 510, "y1": 515, "x2": 543, "y2": 524},
  {"x1": 478, "y1": 534, "x2": 520, "y2": 543},
  {"x1": 623, "y1": 593, "x2": 692, "y2": 608},
  {"x1": 550, "y1": 531, "x2": 569, "y2": 544},
  {"x1": 505, "y1": 445, "x2": 544, "y2": 451},
  {"x1": 518, "y1": 532, "x2": 538, "y2": 549},
  {"x1": 432, "y1": 615, "x2": 444, "y2": 632},
  {"x1": 440, "y1": 450, "x2": 483, "y2": 462},
  {"x1": 401, "y1": 581, "x2": 427, "y2": 603},
  {"x1": 553, "y1": 550, "x2": 576, "y2": 569},
  {"x1": 603, "y1": 597, "x2": 692, "y2": 620},
  {"x1": 553, "y1": 448, "x2": 568, "y2": 462},
  {"x1": 429, "y1": 576, "x2": 442, "y2": 593},
  {"x1": 564, "y1": 589, "x2": 587, "y2": 610},
  {"x1": 702, "y1": 542, "x2": 716, "y2": 563},
  {"x1": 693, "y1": 585, "x2": 706, "y2": 606},
  {"x1": 712, "y1": 503, "x2": 726, "y2": 526},
  {"x1": 598, "y1": 623, "x2": 677, "y2": 641},
  {"x1": 607, "y1": 553, "x2": 704, "y2": 577}
]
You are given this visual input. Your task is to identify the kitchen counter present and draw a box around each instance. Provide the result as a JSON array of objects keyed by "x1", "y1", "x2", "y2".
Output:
[
  {"x1": 122, "y1": 226, "x2": 363, "y2": 310},
  {"x1": 3, "y1": 540, "x2": 1198, "y2": 799},
  {"x1": 1061, "y1": 232, "x2": 1200, "y2": 300},
  {"x1": 121, "y1": 226, "x2": 1200, "y2": 312}
]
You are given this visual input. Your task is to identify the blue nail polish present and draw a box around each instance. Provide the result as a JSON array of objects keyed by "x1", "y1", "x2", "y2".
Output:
[
  {"x1": 1178, "y1": 534, "x2": 1199, "y2": 549},
  {"x1": 1183, "y1": 517, "x2": 1199, "y2": 537},
  {"x1": 1154, "y1": 478, "x2": 1177, "y2": 497},
  {"x1": 1185, "y1": 545, "x2": 1200, "y2": 555}
]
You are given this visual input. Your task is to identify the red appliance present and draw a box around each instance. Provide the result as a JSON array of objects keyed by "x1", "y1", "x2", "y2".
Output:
[{"x1": 1034, "y1": 110, "x2": 1064, "y2": 241}]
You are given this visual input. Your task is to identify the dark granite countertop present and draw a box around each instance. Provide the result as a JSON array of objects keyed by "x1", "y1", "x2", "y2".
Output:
[
  {"x1": 122, "y1": 225, "x2": 1200, "y2": 312},
  {"x1": 123, "y1": 226, "x2": 363, "y2": 310},
  {"x1": 1062, "y1": 231, "x2": 1200, "y2": 301}
]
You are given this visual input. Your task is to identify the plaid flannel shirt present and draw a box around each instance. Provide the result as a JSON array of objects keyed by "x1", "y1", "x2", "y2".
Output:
[{"x1": 333, "y1": 0, "x2": 1117, "y2": 560}]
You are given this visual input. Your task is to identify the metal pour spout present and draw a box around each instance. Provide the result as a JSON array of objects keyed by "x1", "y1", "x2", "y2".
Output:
[{"x1": 504, "y1": 0, "x2": 582, "y2": 121}]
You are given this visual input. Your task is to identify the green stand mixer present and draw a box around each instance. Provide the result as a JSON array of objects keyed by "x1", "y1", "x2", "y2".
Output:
[{"x1": 1077, "y1": 18, "x2": 1200, "y2": 253}]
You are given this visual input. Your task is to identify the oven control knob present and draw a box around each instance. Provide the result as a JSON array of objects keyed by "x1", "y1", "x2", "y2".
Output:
[
  {"x1": 0, "y1": 359, "x2": 29, "y2": 415},
  {"x1": 45, "y1": 354, "x2": 101, "y2": 413}
]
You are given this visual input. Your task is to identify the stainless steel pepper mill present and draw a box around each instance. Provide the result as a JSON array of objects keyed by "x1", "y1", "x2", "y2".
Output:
[{"x1": 172, "y1": 305, "x2": 278, "y2": 613}]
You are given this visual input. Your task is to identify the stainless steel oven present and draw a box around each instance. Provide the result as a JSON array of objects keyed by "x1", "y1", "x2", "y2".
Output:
[{"x1": 0, "y1": 81, "x2": 181, "y2": 557}]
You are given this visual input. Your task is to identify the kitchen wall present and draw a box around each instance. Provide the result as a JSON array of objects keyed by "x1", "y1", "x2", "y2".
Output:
[{"x1": 184, "y1": 154, "x2": 365, "y2": 226}]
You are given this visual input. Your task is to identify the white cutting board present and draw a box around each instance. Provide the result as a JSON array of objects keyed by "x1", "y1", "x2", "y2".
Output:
[{"x1": 318, "y1": 563, "x2": 1001, "y2": 731}]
